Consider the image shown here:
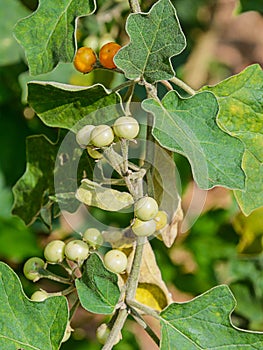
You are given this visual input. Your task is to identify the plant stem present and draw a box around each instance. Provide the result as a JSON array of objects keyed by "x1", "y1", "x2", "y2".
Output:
[
  {"x1": 128, "y1": 0, "x2": 141, "y2": 13},
  {"x1": 169, "y1": 76, "x2": 196, "y2": 96},
  {"x1": 130, "y1": 308, "x2": 160, "y2": 345},
  {"x1": 125, "y1": 236, "x2": 146, "y2": 302},
  {"x1": 128, "y1": 299, "x2": 160, "y2": 319},
  {"x1": 38, "y1": 268, "x2": 72, "y2": 285},
  {"x1": 102, "y1": 308, "x2": 128, "y2": 350},
  {"x1": 111, "y1": 79, "x2": 136, "y2": 93}
]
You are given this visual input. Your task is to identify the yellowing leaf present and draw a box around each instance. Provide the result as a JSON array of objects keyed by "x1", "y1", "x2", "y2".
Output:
[
  {"x1": 76, "y1": 178, "x2": 134, "y2": 211},
  {"x1": 233, "y1": 206, "x2": 263, "y2": 253},
  {"x1": 152, "y1": 146, "x2": 183, "y2": 247},
  {"x1": 136, "y1": 283, "x2": 167, "y2": 311}
]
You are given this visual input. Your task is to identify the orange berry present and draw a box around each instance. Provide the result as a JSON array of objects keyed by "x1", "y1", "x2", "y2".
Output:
[
  {"x1": 99, "y1": 42, "x2": 121, "y2": 69},
  {"x1": 73, "y1": 47, "x2": 97, "y2": 73}
]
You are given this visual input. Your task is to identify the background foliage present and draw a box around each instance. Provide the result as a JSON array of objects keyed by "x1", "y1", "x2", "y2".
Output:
[{"x1": 0, "y1": 0, "x2": 263, "y2": 349}]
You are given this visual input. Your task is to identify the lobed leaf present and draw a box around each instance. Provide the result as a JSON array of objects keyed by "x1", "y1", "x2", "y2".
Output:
[
  {"x1": 14, "y1": 0, "x2": 96, "y2": 75},
  {"x1": 160, "y1": 285, "x2": 263, "y2": 349},
  {"x1": 204, "y1": 64, "x2": 263, "y2": 215},
  {"x1": 0, "y1": 262, "x2": 68, "y2": 350},
  {"x1": 12, "y1": 135, "x2": 60, "y2": 225},
  {"x1": 75, "y1": 253, "x2": 120, "y2": 314},
  {"x1": 143, "y1": 91, "x2": 245, "y2": 190},
  {"x1": 27, "y1": 82, "x2": 121, "y2": 131},
  {"x1": 114, "y1": 0, "x2": 186, "y2": 83}
]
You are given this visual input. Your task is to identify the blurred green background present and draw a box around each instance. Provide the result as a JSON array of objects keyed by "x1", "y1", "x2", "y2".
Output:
[{"x1": 0, "y1": 0, "x2": 263, "y2": 348}]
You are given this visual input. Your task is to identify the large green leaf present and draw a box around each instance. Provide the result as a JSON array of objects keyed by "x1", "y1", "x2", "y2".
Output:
[
  {"x1": 0, "y1": 0, "x2": 30, "y2": 66},
  {"x1": 160, "y1": 285, "x2": 263, "y2": 349},
  {"x1": 12, "y1": 135, "x2": 59, "y2": 225},
  {"x1": 75, "y1": 253, "x2": 120, "y2": 314},
  {"x1": 143, "y1": 91, "x2": 245, "y2": 190},
  {"x1": 114, "y1": 0, "x2": 186, "y2": 83},
  {"x1": 14, "y1": 0, "x2": 96, "y2": 75},
  {"x1": 0, "y1": 262, "x2": 68, "y2": 350},
  {"x1": 27, "y1": 82, "x2": 121, "y2": 131},
  {"x1": 204, "y1": 64, "x2": 263, "y2": 215}
]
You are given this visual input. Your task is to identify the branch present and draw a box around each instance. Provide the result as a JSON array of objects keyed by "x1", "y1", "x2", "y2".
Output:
[
  {"x1": 169, "y1": 76, "x2": 196, "y2": 96},
  {"x1": 128, "y1": 0, "x2": 141, "y2": 13},
  {"x1": 102, "y1": 308, "x2": 128, "y2": 350}
]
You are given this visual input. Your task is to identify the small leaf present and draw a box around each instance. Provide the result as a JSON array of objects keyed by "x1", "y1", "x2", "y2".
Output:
[
  {"x1": 14, "y1": 0, "x2": 96, "y2": 75},
  {"x1": 204, "y1": 64, "x2": 263, "y2": 214},
  {"x1": 76, "y1": 178, "x2": 134, "y2": 211},
  {"x1": 75, "y1": 253, "x2": 120, "y2": 314},
  {"x1": 0, "y1": 0, "x2": 30, "y2": 66},
  {"x1": 152, "y1": 146, "x2": 183, "y2": 247},
  {"x1": 28, "y1": 82, "x2": 121, "y2": 131},
  {"x1": 0, "y1": 262, "x2": 68, "y2": 350},
  {"x1": 12, "y1": 135, "x2": 60, "y2": 225},
  {"x1": 160, "y1": 205, "x2": 183, "y2": 248},
  {"x1": 114, "y1": 0, "x2": 186, "y2": 83},
  {"x1": 160, "y1": 285, "x2": 263, "y2": 349},
  {"x1": 143, "y1": 91, "x2": 245, "y2": 190}
]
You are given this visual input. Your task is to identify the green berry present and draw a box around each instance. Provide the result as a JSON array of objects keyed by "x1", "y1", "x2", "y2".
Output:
[
  {"x1": 83, "y1": 228, "x2": 103, "y2": 248},
  {"x1": 87, "y1": 147, "x2": 103, "y2": 159},
  {"x1": 23, "y1": 257, "x2": 45, "y2": 281},
  {"x1": 134, "y1": 196, "x2": 159, "y2": 221},
  {"x1": 31, "y1": 290, "x2": 49, "y2": 302},
  {"x1": 132, "y1": 218, "x2": 156, "y2": 237},
  {"x1": 154, "y1": 210, "x2": 168, "y2": 230},
  {"x1": 91, "y1": 125, "x2": 114, "y2": 147},
  {"x1": 104, "y1": 249, "x2": 127, "y2": 273},
  {"x1": 65, "y1": 240, "x2": 89, "y2": 263},
  {"x1": 76, "y1": 125, "x2": 95, "y2": 147},
  {"x1": 44, "y1": 240, "x2": 65, "y2": 264},
  {"x1": 96, "y1": 323, "x2": 121, "y2": 345},
  {"x1": 113, "y1": 116, "x2": 139, "y2": 140}
]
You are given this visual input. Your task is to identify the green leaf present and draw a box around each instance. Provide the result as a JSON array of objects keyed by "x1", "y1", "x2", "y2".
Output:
[
  {"x1": 204, "y1": 64, "x2": 263, "y2": 214},
  {"x1": 0, "y1": 0, "x2": 30, "y2": 66},
  {"x1": 160, "y1": 285, "x2": 263, "y2": 349},
  {"x1": 76, "y1": 178, "x2": 134, "y2": 211},
  {"x1": 143, "y1": 91, "x2": 245, "y2": 190},
  {"x1": 238, "y1": 0, "x2": 263, "y2": 14},
  {"x1": 0, "y1": 216, "x2": 41, "y2": 262},
  {"x1": 12, "y1": 135, "x2": 59, "y2": 225},
  {"x1": 27, "y1": 82, "x2": 121, "y2": 131},
  {"x1": 0, "y1": 262, "x2": 68, "y2": 350},
  {"x1": 19, "y1": 62, "x2": 76, "y2": 103},
  {"x1": 14, "y1": 0, "x2": 96, "y2": 75},
  {"x1": 75, "y1": 253, "x2": 120, "y2": 314},
  {"x1": 114, "y1": 0, "x2": 186, "y2": 83}
]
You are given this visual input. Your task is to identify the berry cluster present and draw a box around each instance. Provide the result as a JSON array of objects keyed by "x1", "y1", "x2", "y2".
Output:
[
  {"x1": 132, "y1": 197, "x2": 168, "y2": 237},
  {"x1": 73, "y1": 42, "x2": 121, "y2": 73},
  {"x1": 76, "y1": 116, "x2": 140, "y2": 158}
]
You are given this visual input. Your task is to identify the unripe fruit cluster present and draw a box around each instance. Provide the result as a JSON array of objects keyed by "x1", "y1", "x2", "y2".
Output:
[
  {"x1": 75, "y1": 116, "x2": 140, "y2": 158},
  {"x1": 23, "y1": 228, "x2": 104, "y2": 280},
  {"x1": 74, "y1": 42, "x2": 121, "y2": 73},
  {"x1": 131, "y1": 196, "x2": 168, "y2": 237}
]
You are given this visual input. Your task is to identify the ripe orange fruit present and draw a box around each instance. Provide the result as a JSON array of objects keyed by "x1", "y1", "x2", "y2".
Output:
[
  {"x1": 99, "y1": 42, "x2": 121, "y2": 69},
  {"x1": 73, "y1": 47, "x2": 97, "y2": 73}
]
